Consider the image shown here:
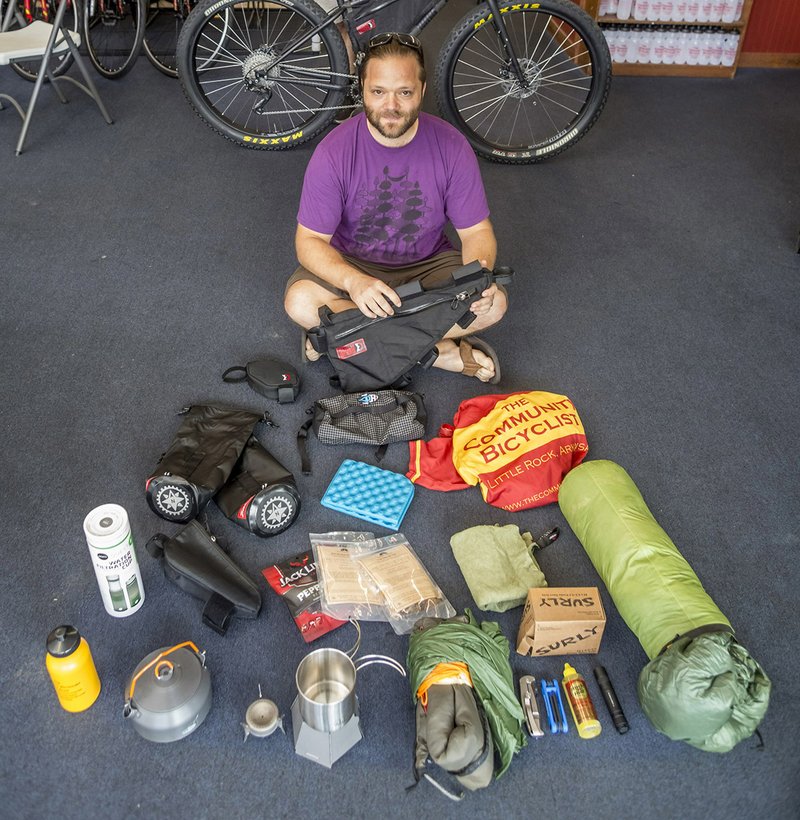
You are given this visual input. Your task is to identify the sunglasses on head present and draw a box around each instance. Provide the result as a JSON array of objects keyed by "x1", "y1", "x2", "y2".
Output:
[{"x1": 367, "y1": 32, "x2": 423, "y2": 53}]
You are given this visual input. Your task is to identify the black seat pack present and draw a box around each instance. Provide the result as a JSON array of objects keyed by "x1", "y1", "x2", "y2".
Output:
[
  {"x1": 306, "y1": 262, "x2": 513, "y2": 393},
  {"x1": 146, "y1": 520, "x2": 262, "y2": 635}
]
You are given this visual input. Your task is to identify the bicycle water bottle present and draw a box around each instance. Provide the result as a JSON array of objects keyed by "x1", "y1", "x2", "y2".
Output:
[{"x1": 46, "y1": 626, "x2": 101, "y2": 713}]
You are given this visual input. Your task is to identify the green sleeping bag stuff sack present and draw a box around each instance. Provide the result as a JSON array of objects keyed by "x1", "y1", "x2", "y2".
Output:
[{"x1": 558, "y1": 460, "x2": 770, "y2": 753}]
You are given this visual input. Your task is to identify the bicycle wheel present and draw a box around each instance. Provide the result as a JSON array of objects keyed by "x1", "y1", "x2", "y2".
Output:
[
  {"x1": 177, "y1": 0, "x2": 349, "y2": 149},
  {"x1": 436, "y1": 0, "x2": 611, "y2": 163},
  {"x1": 143, "y1": 0, "x2": 189, "y2": 77},
  {"x1": 9, "y1": 0, "x2": 76, "y2": 81},
  {"x1": 83, "y1": 0, "x2": 146, "y2": 79}
]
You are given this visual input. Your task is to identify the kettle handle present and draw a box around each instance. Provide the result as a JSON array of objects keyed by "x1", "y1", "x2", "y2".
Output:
[{"x1": 128, "y1": 641, "x2": 202, "y2": 700}]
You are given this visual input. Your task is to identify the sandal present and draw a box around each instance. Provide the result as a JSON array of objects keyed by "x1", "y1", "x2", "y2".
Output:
[{"x1": 458, "y1": 336, "x2": 501, "y2": 384}]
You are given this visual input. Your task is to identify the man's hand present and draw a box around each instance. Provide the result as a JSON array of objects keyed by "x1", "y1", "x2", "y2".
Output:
[
  {"x1": 469, "y1": 258, "x2": 498, "y2": 315},
  {"x1": 347, "y1": 273, "x2": 402, "y2": 318}
]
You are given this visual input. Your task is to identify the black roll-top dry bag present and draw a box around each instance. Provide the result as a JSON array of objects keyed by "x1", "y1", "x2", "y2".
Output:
[
  {"x1": 145, "y1": 404, "x2": 265, "y2": 523},
  {"x1": 214, "y1": 435, "x2": 300, "y2": 537}
]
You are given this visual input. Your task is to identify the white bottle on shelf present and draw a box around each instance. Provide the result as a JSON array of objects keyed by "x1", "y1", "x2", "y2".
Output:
[
  {"x1": 651, "y1": 29, "x2": 665, "y2": 63},
  {"x1": 721, "y1": 31, "x2": 739, "y2": 65},
  {"x1": 637, "y1": 29, "x2": 653, "y2": 62},
  {"x1": 698, "y1": 0, "x2": 711, "y2": 22},
  {"x1": 674, "y1": 0, "x2": 687, "y2": 21},
  {"x1": 660, "y1": 0, "x2": 674, "y2": 21},
  {"x1": 633, "y1": 0, "x2": 649, "y2": 21},
  {"x1": 711, "y1": 0, "x2": 726, "y2": 22},
  {"x1": 648, "y1": 0, "x2": 662, "y2": 22},
  {"x1": 734, "y1": 0, "x2": 744, "y2": 21},
  {"x1": 686, "y1": 30, "x2": 701, "y2": 63},
  {"x1": 685, "y1": 0, "x2": 699, "y2": 22},
  {"x1": 616, "y1": 27, "x2": 630, "y2": 62},
  {"x1": 699, "y1": 31, "x2": 713, "y2": 64},
  {"x1": 721, "y1": 0, "x2": 737, "y2": 23},
  {"x1": 662, "y1": 29, "x2": 675, "y2": 63},
  {"x1": 617, "y1": 0, "x2": 633, "y2": 20},
  {"x1": 673, "y1": 28, "x2": 687, "y2": 63},
  {"x1": 602, "y1": 26, "x2": 616, "y2": 61}
]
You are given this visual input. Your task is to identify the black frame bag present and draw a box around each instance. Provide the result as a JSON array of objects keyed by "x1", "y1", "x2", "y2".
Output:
[
  {"x1": 306, "y1": 262, "x2": 513, "y2": 392},
  {"x1": 214, "y1": 436, "x2": 301, "y2": 537},
  {"x1": 297, "y1": 389, "x2": 426, "y2": 474},
  {"x1": 145, "y1": 405, "x2": 264, "y2": 523},
  {"x1": 146, "y1": 520, "x2": 262, "y2": 635}
]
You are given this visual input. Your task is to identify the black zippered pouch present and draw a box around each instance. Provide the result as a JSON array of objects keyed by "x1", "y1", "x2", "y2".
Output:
[{"x1": 222, "y1": 358, "x2": 300, "y2": 403}]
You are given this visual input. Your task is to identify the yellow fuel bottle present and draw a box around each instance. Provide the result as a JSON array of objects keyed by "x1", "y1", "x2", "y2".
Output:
[{"x1": 562, "y1": 663, "x2": 601, "y2": 738}]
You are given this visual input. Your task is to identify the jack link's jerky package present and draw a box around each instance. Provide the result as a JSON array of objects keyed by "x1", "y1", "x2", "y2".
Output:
[{"x1": 262, "y1": 550, "x2": 347, "y2": 643}]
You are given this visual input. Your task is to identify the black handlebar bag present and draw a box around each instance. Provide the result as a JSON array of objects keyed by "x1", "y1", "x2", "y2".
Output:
[
  {"x1": 214, "y1": 436, "x2": 301, "y2": 537},
  {"x1": 306, "y1": 262, "x2": 513, "y2": 393},
  {"x1": 145, "y1": 405, "x2": 264, "y2": 524}
]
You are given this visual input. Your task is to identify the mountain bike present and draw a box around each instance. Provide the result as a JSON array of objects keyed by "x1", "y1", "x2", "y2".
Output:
[
  {"x1": 83, "y1": 0, "x2": 146, "y2": 78},
  {"x1": 143, "y1": 0, "x2": 192, "y2": 76},
  {"x1": 176, "y1": 0, "x2": 611, "y2": 163}
]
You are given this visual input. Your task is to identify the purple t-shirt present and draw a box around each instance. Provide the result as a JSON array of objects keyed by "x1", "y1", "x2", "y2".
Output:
[{"x1": 297, "y1": 112, "x2": 489, "y2": 267}]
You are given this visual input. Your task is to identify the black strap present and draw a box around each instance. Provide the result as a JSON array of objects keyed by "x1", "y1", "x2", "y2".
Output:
[
  {"x1": 418, "y1": 347, "x2": 439, "y2": 370},
  {"x1": 145, "y1": 534, "x2": 167, "y2": 558},
  {"x1": 221, "y1": 365, "x2": 248, "y2": 383},
  {"x1": 202, "y1": 592, "x2": 234, "y2": 635},
  {"x1": 297, "y1": 418, "x2": 313, "y2": 475}
]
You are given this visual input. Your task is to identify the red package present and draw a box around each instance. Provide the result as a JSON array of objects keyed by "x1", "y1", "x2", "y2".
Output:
[{"x1": 262, "y1": 550, "x2": 347, "y2": 642}]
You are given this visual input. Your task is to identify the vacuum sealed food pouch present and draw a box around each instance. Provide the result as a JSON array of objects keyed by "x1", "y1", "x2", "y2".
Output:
[
  {"x1": 311, "y1": 532, "x2": 388, "y2": 622},
  {"x1": 352, "y1": 534, "x2": 455, "y2": 635}
]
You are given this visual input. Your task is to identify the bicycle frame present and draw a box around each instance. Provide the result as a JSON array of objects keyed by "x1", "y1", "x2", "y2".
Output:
[{"x1": 255, "y1": 0, "x2": 532, "y2": 94}]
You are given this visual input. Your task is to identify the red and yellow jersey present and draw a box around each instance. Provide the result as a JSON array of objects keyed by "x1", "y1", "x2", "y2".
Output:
[{"x1": 407, "y1": 391, "x2": 588, "y2": 511}]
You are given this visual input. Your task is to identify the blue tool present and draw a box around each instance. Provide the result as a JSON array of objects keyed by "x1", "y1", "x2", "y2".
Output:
[
  {"x1": 541, "y1": 678, "x2": 569, "y2": 734},
  {"x1": 321, "y1": 459, "x2": 414, "y2": 530}
]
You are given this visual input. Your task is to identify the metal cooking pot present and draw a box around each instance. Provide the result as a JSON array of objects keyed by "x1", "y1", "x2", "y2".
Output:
[
  {"x1": 295, "y1": 647, "x2": 405, "y2": 733},
  {"x1": 123, "y1": 641, "x2": 212, "y2": 743}
]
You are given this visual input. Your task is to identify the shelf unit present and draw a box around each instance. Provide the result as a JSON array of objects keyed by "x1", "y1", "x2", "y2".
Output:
[{"x1": 579, "y1": 0, "x2": 755, "y2": 77}]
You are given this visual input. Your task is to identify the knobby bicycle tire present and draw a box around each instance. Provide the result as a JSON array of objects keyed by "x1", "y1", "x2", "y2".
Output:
[
  {"x1": 9, "y1": 0, "x2": 76, "y2": 81},
  {"x1": 143, "y1": 0, "x2": 189, "y2": 77},
  {"x1": 177, "y1": 0, "x2": 349, "y2": 149},
  {"x1": 83, "y1": 0, "x2": 146, "y2": 78},
  {"x1": 436, "y1": 0, "x2": 612, "y2": 163}
]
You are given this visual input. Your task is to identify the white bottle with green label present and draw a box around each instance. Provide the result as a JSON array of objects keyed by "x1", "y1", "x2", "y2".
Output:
[{"x1": 83, "y1": 504, "x2": 145, "y2": 617}]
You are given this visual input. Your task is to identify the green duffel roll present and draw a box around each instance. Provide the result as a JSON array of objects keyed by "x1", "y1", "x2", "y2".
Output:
[{"x1": 558, "y1": 459, "x2": 770, "y2": 753}]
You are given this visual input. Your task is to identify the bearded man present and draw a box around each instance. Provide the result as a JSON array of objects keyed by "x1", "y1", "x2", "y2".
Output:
[{"x1": 284, "y1": 32, "x2": 507, "y2": 383}]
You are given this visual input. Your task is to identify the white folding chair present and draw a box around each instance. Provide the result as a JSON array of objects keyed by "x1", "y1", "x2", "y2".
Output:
[{"x1": 0, "y1": 0, "x2": 113, "y2": 155}]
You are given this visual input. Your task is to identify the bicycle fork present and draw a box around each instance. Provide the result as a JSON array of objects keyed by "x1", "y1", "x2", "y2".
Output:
[{"x1": 484, "y1": 0, "x2": 531, "y2": 90}]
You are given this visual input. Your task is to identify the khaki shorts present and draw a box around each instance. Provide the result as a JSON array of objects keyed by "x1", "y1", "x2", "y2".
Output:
[{"x1": 285, "y1": 250, "x2": 466, "y2": 300}]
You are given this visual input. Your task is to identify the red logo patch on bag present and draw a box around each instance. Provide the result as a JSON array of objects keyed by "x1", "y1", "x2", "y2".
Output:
[{"x1": 336, "y1": 338, "x2": 367, "y2": 359}]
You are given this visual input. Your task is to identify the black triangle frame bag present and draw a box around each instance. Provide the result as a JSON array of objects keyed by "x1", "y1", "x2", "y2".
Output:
[{"x1": 306, "y1": 261, "x2": 513, "y2": 393}]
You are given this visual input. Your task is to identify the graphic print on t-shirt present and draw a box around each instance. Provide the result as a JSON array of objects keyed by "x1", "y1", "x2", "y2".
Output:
[{"x1": 353, "y1": 165, "x2": 431, "y2": 263}]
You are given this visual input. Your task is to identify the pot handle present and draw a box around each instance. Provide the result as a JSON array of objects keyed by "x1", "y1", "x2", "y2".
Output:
[
  {"x1": 354, "y1": 654, "x2": 406, "y2": 677},
  {"x1": 128, "y1": 641, "x2": 203, "y2": 700}
]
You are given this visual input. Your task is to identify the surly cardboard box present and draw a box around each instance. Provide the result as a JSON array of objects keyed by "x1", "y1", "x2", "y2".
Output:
[{"x1": 516, "y1": 587, "x2": 606, "y2": 657}]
